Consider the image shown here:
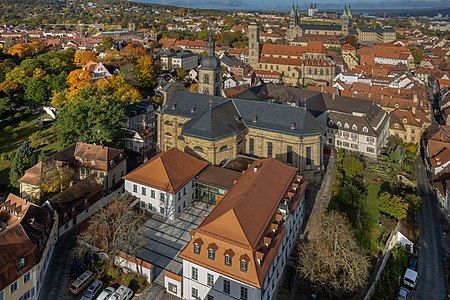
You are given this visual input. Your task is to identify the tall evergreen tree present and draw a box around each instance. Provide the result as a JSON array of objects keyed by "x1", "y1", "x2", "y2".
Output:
[{"x1": 9, "y1": 140, "x2": 36, "y2": 188}]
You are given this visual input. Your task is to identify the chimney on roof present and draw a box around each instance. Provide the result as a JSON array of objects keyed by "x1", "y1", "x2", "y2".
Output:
[
  {"x1": 413, "y1": 94, "x2": 418, "y2": 103},
  {"x1": 332, "y1": 93, "x2": 336, "y2": 100}
]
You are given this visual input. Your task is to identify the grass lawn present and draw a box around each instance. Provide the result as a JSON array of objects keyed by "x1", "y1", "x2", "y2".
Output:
[{"x1": 0, "y1": 113, "x2": 59, "y2": 190}]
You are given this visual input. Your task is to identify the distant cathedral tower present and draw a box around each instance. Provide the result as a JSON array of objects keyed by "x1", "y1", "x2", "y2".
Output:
[
  {"x1": 248, "y1": 23, "x2": 260, "y2": 67},
  {"x1": 198, "y1": 30, "x2": 222, "y2": 96},
  {"x1": 340, "y1": 4, "x2": 352, "y2": 36}
]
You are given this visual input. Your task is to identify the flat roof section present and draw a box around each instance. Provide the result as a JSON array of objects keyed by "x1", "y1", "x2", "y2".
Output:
[{"x1": 196, "y1": 165, "x2": 242, "y2": 190}]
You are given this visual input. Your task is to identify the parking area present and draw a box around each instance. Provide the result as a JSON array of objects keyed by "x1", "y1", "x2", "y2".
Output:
[{"x1": 136, "y1": 200, "x2": 212, "y2": 284}]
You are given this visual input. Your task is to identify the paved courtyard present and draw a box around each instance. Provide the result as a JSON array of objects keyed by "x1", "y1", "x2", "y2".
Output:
[{"x1": 136, "y1": 201, "x2": 212, "y2": 285}]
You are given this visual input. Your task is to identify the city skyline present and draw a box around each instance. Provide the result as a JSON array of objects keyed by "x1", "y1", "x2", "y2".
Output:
[{"x1": 134, "y1": 0, "x2": 450, "y2": 11}]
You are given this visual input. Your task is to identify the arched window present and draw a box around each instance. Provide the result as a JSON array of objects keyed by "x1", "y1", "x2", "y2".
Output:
[
  {"x1": 320, "y1": 69, "x2": 324, "y2": 75},
  {"x1": 204, "y1": 74, "x2": 210, "y2": 84},
  {"x1": 314, "y1": 68, "x2": 318, "y2": 75},
  {"x1": 178, "y1": 135, "x2": 185, "y2": 141},
  {"x1": 219, "y1": 145, "x2": 229, "y2": 152},
  {"x1": 164, "y1": 120, "x2": 173, "y2": 126},
  {"x1": 164, "y1": 132, "x2": 172, "y2": 137},
  {"x1": 193, "y1": 146, "x2": 204, "y2": 153},
  {"x1": 203, "y1": 88, "x2": 209, "y2": 94}
]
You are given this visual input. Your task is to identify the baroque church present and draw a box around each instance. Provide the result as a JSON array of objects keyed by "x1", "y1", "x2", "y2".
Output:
[{"x1": 286, "y1": 4, "x2": 353, "y2": 40}]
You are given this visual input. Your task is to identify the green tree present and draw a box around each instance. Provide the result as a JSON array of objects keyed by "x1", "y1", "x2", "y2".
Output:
[
  {"x1": 411, "y1": 49, "x2": 423, "y2": 65},
  {"x1": 378, "y1": 192, "x2": 408, "y2": 220},
  {"x1": 56, "y1": 86, "x2": 126, "y2": 148},
  {"x1": 342, "y1": 155, "x2": 364, "y2": 181},
  {"x1": 9, "y1": 140, "x2": 37, "y2": 189},
  {"x1": 24, "y1": 78, "x2": 50, "y2": 106},
  {"x1": 176, "y1": 67, "x2": 186, "y2": 78}
]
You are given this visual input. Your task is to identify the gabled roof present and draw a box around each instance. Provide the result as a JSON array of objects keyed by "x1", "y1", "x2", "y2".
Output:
[
  {"x1": 163, "y1": 91, "x2": 228, "y2": 119},
  {"x1": 123, "y1": 148, "x2": 208, "y2": 193}
]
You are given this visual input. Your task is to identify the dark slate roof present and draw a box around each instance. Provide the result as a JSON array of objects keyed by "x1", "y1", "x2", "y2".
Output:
[
  {"x1": 232, "y1": 99, "x2": 326, "y2": 137},
  {"x1": 299, "y1": 24, "x2": 342, "y2": 31},
  {"x1": 182, "y1": 100, "x2": 247, "y2": 140},
  {"x1": 163, "y1": 91, "x2": 228, "y2": 119},
  {"x1": 302, "y1": 93, "x2": 388, "y2": 136},
  {"x1": 221, "y1": 54, "x2": 245, "y2": 68},
  {"x1": 125, "y1": 100, "x2": 157, "y2": 117},
  {"x1": 359, "y1": 27, "x2": 395, "y2": 33}
]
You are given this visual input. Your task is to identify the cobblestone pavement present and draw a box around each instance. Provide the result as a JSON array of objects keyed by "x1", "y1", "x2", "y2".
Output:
[{"x1": 38, "y1": 229, "x2": 78, "y2": 300}]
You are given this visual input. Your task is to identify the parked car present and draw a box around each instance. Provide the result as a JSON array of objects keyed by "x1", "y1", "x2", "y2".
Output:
[
  {"x1": 81, "y1": 279, "x2": 103, "y2": 300},
  {"x1": 96, "y1": 287, "x2": 115, "y2": 300},
  {"x1": 69, "y1": 270, "x2": 95, "y2": 295},
  {"x1": 408, "y1": 257, "x2": 418, "y2": 271},
  {"x1": 70, "y1": 254, "x2": 92, "y2": 277},
  {"x1": 403, "y1": 268, "x2": 418, "y2": 288},
  {"x1": 397, "y1": 287, "x2": 411, "y2": 300},
  {"x1": 323, "y1": 146, "x2": 336, "y2": 156},
  {"x1": 108, "y1": 285, "x2": 133, "y2": 300}
]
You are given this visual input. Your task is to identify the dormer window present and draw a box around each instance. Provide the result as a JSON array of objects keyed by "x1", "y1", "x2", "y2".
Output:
[
  {"x1": 191, "y1": 106, "x2": 196, "y2": 113},
  {"x1": 290, "y1": 122, "x2": 296, "y2": 130},
  {"x1": 337, "y1": 122, "x2": 342, "y2": 127},
  {"x1": 363, "y1": 127, "x2": 368, "y2": 133},
  {"x1": 194, "y1": 243, "x2": 201, "y2": 254},
  {"x1": 17, "y1": 257, "x2": 25, "y2": 271},
  {"x1": 240, "y1": 260, "x2": 248, "y2": 272},
  {"x1": 109, "y1": 160, "x2": 114, "y2": 166},
  {"x1": 172, "y1": 104, "x2": 177, "y2": 109},
  {"x1": 225, "y1": 255, "x2": 232, "y2": 266},
  {"x1": 91, "y1": 160, "x2": 96, "y2": 166},
  {"x1": 352, "y1": 124, "x2": 357, "y2": 131},
  {"x1": 344, "y1": 123, "x2": 349, "y2": 129},
  {"x1": 208, "y1": 249, "x2": 215, "y2": 260},
  {"x1": 403, "y1": 117, "x2": 407, "y2": 124}
]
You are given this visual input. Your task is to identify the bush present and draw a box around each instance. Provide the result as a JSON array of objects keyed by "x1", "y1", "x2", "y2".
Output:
[
  {"x1": 19, "y1": 120, "x2": 27, "y2": 127},
  {"x1": 0, "y1": 153, "x2": 9, "y2": 161},
  {"x1": 12, "y1": 133, "x2": 18, "y2": 140},
  {"x1": 29, "y1": 131, "x2": 42, "y2": 148},
  {"x1": 106, "y1": 267, "x2": 120, "y2": 279},
  {"x1": 13, "y1": 112, "x2": 22, "y2": 120},
  {"x1": 7, "y1": 151, "x2": 15, "y2": 161}
]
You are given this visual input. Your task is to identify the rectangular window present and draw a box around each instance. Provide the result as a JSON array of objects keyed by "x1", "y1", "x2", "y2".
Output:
[
  {"x1": 151, "y1": 190, "x2": 155, "y2": 198},
  {"x1": 192, "y1": 267, "x2": 198, "y2": 280},
  {"x1": 208, "y1": 249, "x2": 215, "y2": 260},
  {"x1": 148, "y1": 203, "x2": 153, "y2": 211},
  {"x1": 160, "y1": 193, "x2": 165, "y2": 201},
  {"x1": 351, "y1": 144, "x2": 357, "y2": 149},
  {"x1": 267, "y1": 142, "x2": 273, "y2": 158},
  {"x1": 183, "y1": 187, "x2": 186, "y2": 195},
  {"x1": 24, "y1": 272, "x2": 30, "y2": 284},
  {"x1": 367, "y1": 137, "x2": 375, "y2": 143},
  {"x1": 133, "y1": 184, "x2": 137, "y2": 193},
  {"x1": 168, "y1": 283, "x2": 177, "y2": 293},
  {"x1": 142, "y1": 187, "x2": 146, "y2": 196},
  {"x1": 240, "y1": 287, "x2": 248, "y2": 300},
  {"x1": 351, "y1": 133, "x2": 357, "y2": 139},
  {"x1": 194, "y1": 243, "x2": 200, "y2": 254},
  {"x1": 0, "y1": 291, "x2": 3, "y2": 300},
  {"x1": 191, "y1": 287, "x2": 198, "y2": 298},
  {"x1": 240, "y1": 260, "x2": 247, "y2": 272},
  {"x1": 223, "y1": 279, "x2": 231, "y2": 294},
  {"x1": 343, "y1": 142, "x2": 349, "y2": 147},
  {"x1": 225, "y1": 255, "x2": 232, "y2": 266},
  {"x1": 367, "y1": 147, "x2": 375, "y2": 153},
  {"x1": 287, "y1": 146, "x2": 293, "y2": 164},
  {"x1": 343, "y1": 132, "x2": 349, "y2": 138},
  {"x1": 207, "y1": 273, "x2": 214, "y2": 286},
  {"x1": 249, "y1": 138, "x2": 254, "y2": 155},
  {"x1": 306, "y1": 146, "x2": 311, "y2": 166},
  {"x1": 10, "y1": 281, "x2": 18, "y2": 294},
  {"x1": 160, "y1": 207, "x2": 165, "y2": 214}
]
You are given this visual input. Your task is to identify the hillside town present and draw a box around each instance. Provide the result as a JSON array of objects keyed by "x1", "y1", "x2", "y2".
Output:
[{"x1": 0, "y1": 0, "x2": 450, "y2": 300}]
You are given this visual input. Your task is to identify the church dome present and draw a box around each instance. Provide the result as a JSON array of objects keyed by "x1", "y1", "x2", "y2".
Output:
[{"x1": 200, "y1": 56, "x2": 221, "y2": 69}]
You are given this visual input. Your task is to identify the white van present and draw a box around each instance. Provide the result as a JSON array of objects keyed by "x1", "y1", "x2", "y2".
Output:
[
  {"x1": 403, "y1": 268, "x2": 418, "y2": 288},
  {"x1": 107, "y1": 285, "x2": 133, "y2": 300},
  {"x1": 69, "y1": 270, "x2": 95, "y2": 295},
  {"x1": 96, "y1": 287, "x2": 115, "y2": 300},
  {"x1": 81, "y1": 279, "x2": 103, "y2": 300}
]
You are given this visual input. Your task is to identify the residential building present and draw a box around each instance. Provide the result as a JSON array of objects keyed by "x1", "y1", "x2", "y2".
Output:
[
  {"x1": 124, "y1": 100, "x2": 158, "y2": 155},
  {"x1": 178, "y1": 159, "x2": 307, "y2": 300},
  {"x1": 0, "y1": 194, "x2": 58, "y2": 300},
  {"x1": 82, "y1": 61, "x2": 112, "y2": 80},
  {"x1": 426, "y1": 125, "x2": 450, "y2": 176},
  {"x1": 302, "y1": 93, "x2": 390, "y2": 158},
  {"x1": 157, "y1": 91, "x2": 325, "y2": 175},
  {"x1": 44, "y1": 175, "x2": 104, "y2": 236},
  {"x1": 160, "y1": 51, "x2": 198, "y2": 71},
  {"x1": 124, "y1": 148, "x2": 208, "y2": 220},
  {"x1": 357, "y1": 27, "x2": 396, "y2": 44},
  {"x1": 389, "y1": 109, "x2": 430, "y2": 144},
  {"x1": 19, "y1": 143, "x2": 126, "y2": 198},
  {"x1": 357, "y1": 44, "x2": 415, "y2": 69}
]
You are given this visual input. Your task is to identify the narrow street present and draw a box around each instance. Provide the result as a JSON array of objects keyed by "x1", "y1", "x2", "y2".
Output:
[{"x1": 413, "y1": 156, "x2": 447, "y2": 300}]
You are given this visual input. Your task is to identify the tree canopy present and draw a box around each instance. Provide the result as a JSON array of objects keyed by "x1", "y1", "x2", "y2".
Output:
[
  {"x1": 9, "y1": 140, "x2": 37, "y2": 189},
  {"x1": 378, "y1": 191, "x2": 408, "y2": 220}
]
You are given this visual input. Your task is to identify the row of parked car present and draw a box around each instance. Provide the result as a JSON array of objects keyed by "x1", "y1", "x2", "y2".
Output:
[
  {"x1": 397, "y1": 256, "x2": 418, "y2": 300},
  {"x1": 69, "y1": 270, "x2": 134, "y2": 300}
]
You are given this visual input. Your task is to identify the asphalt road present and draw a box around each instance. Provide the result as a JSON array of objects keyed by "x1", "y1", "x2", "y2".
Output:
[{"x1": 413, "y1": 156, "x2": 447, "y2": 300}]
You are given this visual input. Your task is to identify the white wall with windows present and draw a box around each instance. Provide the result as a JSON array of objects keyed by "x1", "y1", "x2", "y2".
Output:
[
  {"x1": 181, "y1": 193, "x2": 306, "y2": 300},
  {"x1": 125, "y1": 178, "x2": 196, "y2": 220}
]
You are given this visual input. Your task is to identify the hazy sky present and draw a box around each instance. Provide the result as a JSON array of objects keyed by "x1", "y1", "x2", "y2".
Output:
[{"x1": 136, "y1": 0, "x2": 449, "y2": 11}]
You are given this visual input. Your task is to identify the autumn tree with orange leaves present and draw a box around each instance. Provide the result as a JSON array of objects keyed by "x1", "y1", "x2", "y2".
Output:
[
  {"x1": 66, "y1": 69, "x2": 92, "y2": 92},
  {"x1": 74, "y1": 50, "x2": 98, "y2": 67}
]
